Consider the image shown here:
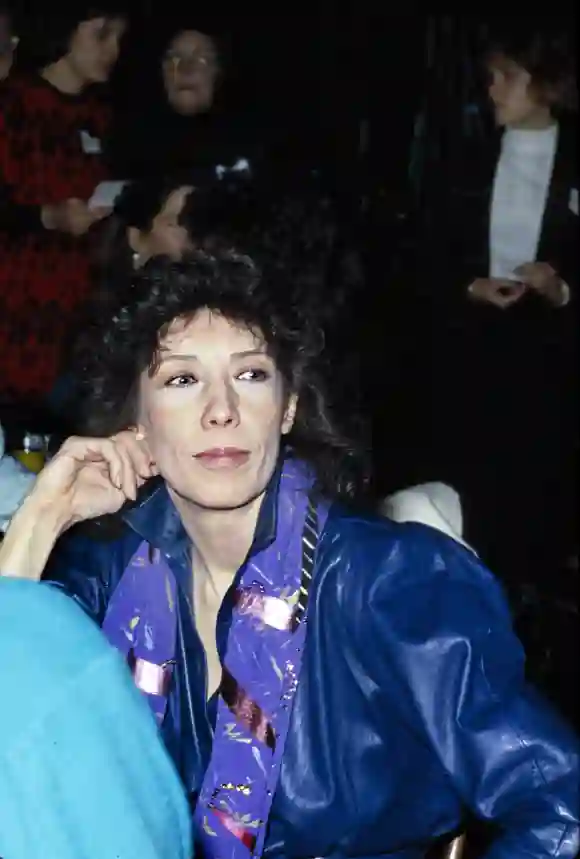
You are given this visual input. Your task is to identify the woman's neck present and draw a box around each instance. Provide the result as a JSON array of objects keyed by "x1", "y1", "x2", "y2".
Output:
[
  {"x1": 507, "y1": 107, "x2": 554, "y2": 131},
  {"x1": 171, "y1": 489, "x2": 265, "y2": 588},
  {"x1": 41, "y1": 57, "x2": 86, "y2": 95}
]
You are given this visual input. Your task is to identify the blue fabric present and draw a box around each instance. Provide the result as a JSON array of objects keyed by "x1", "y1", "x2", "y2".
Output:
[
  {"x1": 44, "y1": 478, "x2": 580, "y2": 858},
  {"x1": 0, "y1": 578, "x2": 192, "y2": 859}
]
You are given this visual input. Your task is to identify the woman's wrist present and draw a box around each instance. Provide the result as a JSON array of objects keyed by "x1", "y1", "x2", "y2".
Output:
[{"x1": 0, "y1": 492, "x2": 71, "y2": 580}]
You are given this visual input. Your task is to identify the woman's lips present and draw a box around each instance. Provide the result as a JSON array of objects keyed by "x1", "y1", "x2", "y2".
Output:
[{"x1": 194, "y1": 448, "x2": 250, "y2": 469}]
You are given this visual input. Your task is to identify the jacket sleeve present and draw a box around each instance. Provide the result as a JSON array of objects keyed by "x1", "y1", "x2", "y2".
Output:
[
  {"x1": 42, "y1": 528, "x2": 125, "y2": 626},
  {"x1": 557, "y1": 196, "x2": 578, "y2": 302},
  {"x1": 553, "y1": 123, "x2": 578, "y2": 299},
  {"x1": 362, "y1": 527, "x2": 579, "y2": 858}
]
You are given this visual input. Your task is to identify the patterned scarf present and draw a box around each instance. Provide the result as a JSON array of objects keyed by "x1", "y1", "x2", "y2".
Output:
[{"x1": 194, "y1": 460, "x2": 328, "y2": 857}]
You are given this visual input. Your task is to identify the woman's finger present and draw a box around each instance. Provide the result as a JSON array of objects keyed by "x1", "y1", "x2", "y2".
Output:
[
  {"x1": 59, "y1": 437, "x2": 124, "y2": 488},
  {"x1": 55, "y1": 434, "x2": 153, "y2": 503},
  {"x1": 114, "y1": 445, "x2": 138, "y2": 501},
  {"x1": 113, "y1": 430, "x2": 154, "y2": 480}
]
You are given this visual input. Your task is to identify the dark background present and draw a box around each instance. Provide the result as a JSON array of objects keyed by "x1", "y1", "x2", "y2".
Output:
[{"x1": 5, "y1": 2, "x2": 577, "y2": 730}]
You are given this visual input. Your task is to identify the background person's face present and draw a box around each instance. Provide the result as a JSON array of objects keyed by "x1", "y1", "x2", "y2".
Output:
[
  {"x1": 67, "y1": 16, "x2": 126, "y2": 84},
  {"x1": 137, "y1": 310, "x2": 296, "y2": 511},
  {"x1": 487, "y1": 53, "x2": 551, "y2": 129},
  {"x1": 162, "y1": 30, "x2": 219, "y2": 116}
]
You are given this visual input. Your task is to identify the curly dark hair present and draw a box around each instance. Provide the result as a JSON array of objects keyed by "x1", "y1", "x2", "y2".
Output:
[
  {"x1": 485, "y1": 19, "x2": 577, "y2": 112},
  {"x1": 78, "y1": 251, "x2": 368, "y2": 502}
]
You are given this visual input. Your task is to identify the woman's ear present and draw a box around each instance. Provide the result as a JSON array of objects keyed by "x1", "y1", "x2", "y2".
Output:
[
  {"x1": 134, "y1": 424, "x2": 155, "y2": 463},
  {"x1": 281, "y1": 394, "x2": 298, "y2": 435}
]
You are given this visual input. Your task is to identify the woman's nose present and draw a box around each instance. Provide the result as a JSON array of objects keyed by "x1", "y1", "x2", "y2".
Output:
[{"x1": 202, "y1": 383, "x2": 240, "y2": 429}]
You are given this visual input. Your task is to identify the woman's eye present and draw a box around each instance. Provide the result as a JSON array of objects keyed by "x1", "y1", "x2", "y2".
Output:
[
  {"x1": 165, "y1": 373, "x2": 197, "y2": 387},
  {"x1": 238, "y1": 368, "x2": 270, "y2": 382}
]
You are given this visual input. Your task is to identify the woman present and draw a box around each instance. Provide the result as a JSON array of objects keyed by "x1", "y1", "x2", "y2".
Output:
[
  {"x1": 109, "y1": 22, "x2": 241, "y2": 181},
  {"x1": 1, "y1": 252, "x2": 578, "y2": 858},
  {"x1": 414, "y1": 21, "x2": 577, "y2": 586},
  {"x1": 0, "y1": 3, "x2": 126, "y2": 401}
]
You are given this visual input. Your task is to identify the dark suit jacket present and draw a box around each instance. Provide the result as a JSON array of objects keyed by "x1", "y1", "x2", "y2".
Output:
[
  {"x1": 410, "y1": 120, "x2": 577, "y2": 497},
  {"x1": 417, "y1": 119, "x2": 578, "y2": 321}
]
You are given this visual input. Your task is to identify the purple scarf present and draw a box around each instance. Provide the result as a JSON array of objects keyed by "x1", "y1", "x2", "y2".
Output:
[
  {"x1": 102, "y1": 459, "x2": 328, "y2": 858},
  {"x1": 102, "y1": 543, "x2": 177, "y2": 725}
]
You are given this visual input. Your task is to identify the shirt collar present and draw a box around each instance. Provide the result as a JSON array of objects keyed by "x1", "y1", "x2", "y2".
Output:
[{"x1": 122, "y1": 462, "x2": 282, "y2": 560}]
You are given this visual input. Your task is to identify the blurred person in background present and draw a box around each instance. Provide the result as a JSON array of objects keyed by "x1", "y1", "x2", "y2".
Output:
[
  {"x1": 0, "y1": 2, "x2": 127, "y2": 403},
  {"x1": 414, "y1": 18, "x2": 577, "y2": 590},
  {"x1": 94, "y1": 175, "x2": 197, "y2": 283},
  {"x1": 109, "y1": 18, "x2": 239, "y2": 181}
]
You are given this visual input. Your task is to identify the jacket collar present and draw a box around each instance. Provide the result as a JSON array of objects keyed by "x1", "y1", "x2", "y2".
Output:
[{"x1": 122, "y1": 462, "x2": 282, "y2": 561}]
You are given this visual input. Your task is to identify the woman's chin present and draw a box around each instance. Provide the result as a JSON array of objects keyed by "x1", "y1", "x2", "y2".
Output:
[{"x1": 169, "y1": 482, "x2": 262, "y2": 514}]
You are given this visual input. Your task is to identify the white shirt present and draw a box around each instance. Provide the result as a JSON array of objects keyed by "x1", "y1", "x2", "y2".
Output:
[
  {"x1": 381, "y1": 482, "x2": 475, "y2": 553},
  {"x1": 489, "y1": 124, "x2": 558, "y2": 280}
]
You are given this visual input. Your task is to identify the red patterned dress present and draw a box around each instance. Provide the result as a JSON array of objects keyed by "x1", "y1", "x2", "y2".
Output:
[{"x1": 0, "y1": 74, "x2": 109, "y2": 401}]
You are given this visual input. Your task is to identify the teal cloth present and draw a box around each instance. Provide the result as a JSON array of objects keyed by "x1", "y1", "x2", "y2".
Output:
[{"x1": 0, "y1": 579, "x2": 192, "y2": 859}]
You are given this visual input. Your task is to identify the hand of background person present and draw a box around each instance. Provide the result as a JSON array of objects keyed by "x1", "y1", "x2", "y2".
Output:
[
  {"x1": 41, "y1": 198, "x2": 111, "y2": 236},
  {"x1": 513, "y1": 262, "x2": 570, "y2": 308},
  {"x1": 467, "y1": 277, "x2": 527, "y2": 310}
]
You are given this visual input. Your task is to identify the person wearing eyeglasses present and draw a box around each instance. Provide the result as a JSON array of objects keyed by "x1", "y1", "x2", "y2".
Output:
[{"x1": 109, "y1": 17, "x2": 255, "y2": 185}]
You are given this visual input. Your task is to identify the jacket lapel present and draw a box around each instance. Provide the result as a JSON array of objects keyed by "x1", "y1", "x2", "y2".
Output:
[{"x1": 537, "y1": 122, "x2": 577, "y2": 278}]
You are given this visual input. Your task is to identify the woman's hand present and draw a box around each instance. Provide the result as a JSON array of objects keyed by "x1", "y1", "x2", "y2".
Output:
[
  {"x1": 33, "y1": 432, "x2": 157, "y2": 529},
  {"x1": 467, "y1": 277, "x2": 527, "y2": 309},
  {"x1": 512, "y1": 262, "x2": 570, "y2": 307},
  {"x1": 41, "y1": 198, "x2": 111, "y2": 236},
  {"x1": 0, "y1": 432, "x2": 156, "y2": 581}
]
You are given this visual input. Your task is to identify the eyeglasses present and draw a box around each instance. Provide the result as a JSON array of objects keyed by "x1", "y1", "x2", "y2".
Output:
[{"x1": 164, "y1": 51, "x2": 218, "y2": 74}]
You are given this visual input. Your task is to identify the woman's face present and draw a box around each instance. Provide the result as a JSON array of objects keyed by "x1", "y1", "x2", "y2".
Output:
[
  {"x1": 68, "y1": 15, "x2": 126, "y2": 84},
  {"x1": 162, "y1": 30, "x2": 219, "y2": 116},
  {"x1": 137, "y1": 310, "x2": 297, "y2": 512},
  {"x1": 131, "y1": 186, "x2": 194, "y2": 264},
  {"x1": 487, "y1": 53, "x2": 552, "y2": 128}
]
